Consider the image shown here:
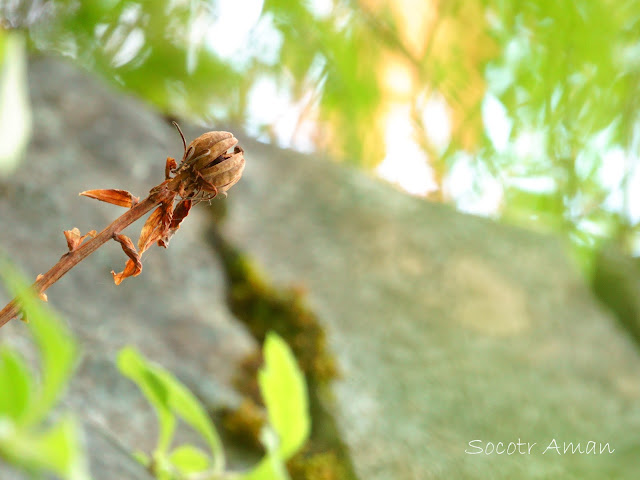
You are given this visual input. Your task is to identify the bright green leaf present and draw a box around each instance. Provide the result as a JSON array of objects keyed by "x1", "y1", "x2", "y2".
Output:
[
  {"x1": 117, "y1": 346, "x2": 225, "y2": 472},
  {"x1": 117, "y1": 347, "x2": 176, "y2": 455},
  {"x1": 169, "y1": 445, "x2": 210, "y2": 474},
  {"x1": 0, "y1": 257, "x2": 77, "y2": 428},
  {"x1": 242, "y1": 427, "x2": 291, "y2": 480},
  {"x1": 1, "y1": 416, "x2": 90, "y2": 480},
  {"x1": 159, "y1": 372, "x2": 225, "y2": 473},
  {"x1": 0, "y1": 348, "x2": 32, "y2": 421},
  {"x1": 258, "y1": 332, "x2": 309, "y2": 460},
  {"x1": 132, "y1": 450, "x2": 150, "y2": 467}
]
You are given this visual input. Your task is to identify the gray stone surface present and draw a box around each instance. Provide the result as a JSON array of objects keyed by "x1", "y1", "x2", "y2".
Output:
[
  {"x1": 0, "y1": 57, "x2": 254, "y2": 479},
  {"x1": 222, "y1": 137, "x2": 640, "y2": 477},
  {"x1": 2, "y1": 56, "x2": 640, "y2": 479}
]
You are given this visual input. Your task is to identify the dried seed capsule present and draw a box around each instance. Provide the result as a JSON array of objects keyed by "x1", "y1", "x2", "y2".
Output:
[
  {"x1": 185, "y1": 131, "x2": 238, "y2": 170},
  {"x1": 165, "y1": 125, "x2": 245, "y2": 201},
  {"x1": 199, "y1": 146, "x2": 245, "y2": 195}
]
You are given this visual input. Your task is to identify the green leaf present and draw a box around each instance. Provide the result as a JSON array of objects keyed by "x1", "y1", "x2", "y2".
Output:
[
  {"x1": 258, "y1": 332, "x2": 309, "y2": 460},
  {"x1": 242, "y1": 427, "x2": 291, "y2": 480},
  {"x1": 23, "y1": 309, "x2": 77, "y2": 429},
  {"x1": 132, "y1": 450, "x2": 150, "y2": 467},
  {"x1": 0, "y1": 348, "x2": 32, "y2": 421},
  {"x1": 168, "y1": 445, "x2": 210, "y2": 475},
  {"x1": 0, "y1": 30, "x2": 32, "y2": 175},
  {"x1": 117, "y1": 347, "x2": 176, "y2": 456},
  {"x1": 157, "y1": 371, "x2": 225, "y2": 473},
  {"x1": 0, "y1": 258, "x2": 77, "y2": 428},
  {"x1": 117, "y1": 346, "x2": 225, "y2": 472},
  {"x1": 0, "y1": 416, "x2": 90, "y2": 480}
]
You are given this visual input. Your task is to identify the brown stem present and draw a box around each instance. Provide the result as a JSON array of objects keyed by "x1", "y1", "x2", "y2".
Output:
[
  {"x1": 0, "y1": 191, "x2": 171, "y2": 327},
  {"x1": 0, "y1": 127, "x2": 245, "y2": 329}
]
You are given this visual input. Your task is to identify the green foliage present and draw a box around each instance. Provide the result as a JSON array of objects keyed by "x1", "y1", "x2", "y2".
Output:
[
  {"x1": 4, "y1": 416, "x2": 87, "y2": 480},
  {"x1": 0, "y1": 260, "x2": 89, "y2": 479},
  {"x1": 0, "y1": 348, "x2": 32, "y2": 420},
  {"x1": 118, "y1": 332, "x2": 310, "y2": 480},
  {"x1": 117, "y1": 346, "x2": 225, "y2": 477},
  {"x1": 475, "y1": 0, "x2": 640, "y2": 257},
  {"x1": 0, "y1": 29, "x2": 32, "y2": 175},
  {"x1": 244, "y1": 333, "x2": 310, "y2": 480},
  {"x1": 168, "y1": 446, "x2": 211, "y2": 475},
  {"x1": 5, "y1": 0, "x2": 640, "y2": 262},
  {"x1": 258, "y1": 333, "x2": 309, "y2": 460},
  {"x1": 3, "y1": 0, "x2": 387, "y2": 164},
  {"x1": 263, "y1": 0, "x2": 383, "y2": 163}
]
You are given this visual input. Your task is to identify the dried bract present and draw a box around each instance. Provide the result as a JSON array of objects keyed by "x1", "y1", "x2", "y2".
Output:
[
  {"x1": 79, "y1": 189, "x2": 139, "y2": 208},
  {"x1": 63, "y1": 228, "x2": 97, "y2": 252}
]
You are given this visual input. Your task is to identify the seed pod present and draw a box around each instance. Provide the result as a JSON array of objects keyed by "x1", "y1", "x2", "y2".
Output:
[
  {"x1": 199, "y1": 146, "x2": 245, "y2": 195},
  {"x1": 185, "y1": 131, "x2": 238, "y2": 170},
  {"x1": 167, "y1": 126, "x2": 245, "y2": 200}
]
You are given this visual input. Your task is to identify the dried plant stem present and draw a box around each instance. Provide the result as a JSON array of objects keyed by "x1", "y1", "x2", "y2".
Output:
[
  {"x1": 0, "y1": 126, "x2": 245, "y2": 330},
  {"x1": 0, "y1": 191, "x2": 170, "y2": 327}
]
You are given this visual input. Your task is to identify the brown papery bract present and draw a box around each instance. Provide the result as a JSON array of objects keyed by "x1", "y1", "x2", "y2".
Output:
[{"x1": 79, "y1": 189, "x2": 140, "y2": 208}]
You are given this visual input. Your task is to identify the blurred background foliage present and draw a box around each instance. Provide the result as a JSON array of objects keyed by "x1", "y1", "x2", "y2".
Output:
[{"x1": 2, "y1": 0, "x2": 640, "y2": 273}]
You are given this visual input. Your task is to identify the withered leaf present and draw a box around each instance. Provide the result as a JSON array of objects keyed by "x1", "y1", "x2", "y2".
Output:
[
  {"x1": 111, "y1": 234, "x2": 142, "y2": 285},
  {"x1": 170, "y1": 199, "x2": 192, "y2": 230},
  {"x1": 165, "y1": 156, "x2": 177, "y2": 179},
  {"x1": 138, "y1": 200, "x2": 174, "y2": 253},
  {"x1": 80, "y1": 189, "x2": 140, "y2": 208},
  {"x1": 158, "y1": 199, "x2": 192, "y2": 247},
  {"x1": 64, "y1": 227, "x2": 97, "y2": 252},
  {"x1": 138, "y1": 206, "x2": 163, "y2": 253},
  {"x1": 160, "y1": 201, "x2": 173, "y2": 233},
  {"x1": 111, "y1": 259, "x2": 141, "y2": 285}
]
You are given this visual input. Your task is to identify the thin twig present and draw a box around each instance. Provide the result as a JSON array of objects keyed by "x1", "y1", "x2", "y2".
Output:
[{"x1": 0, "y1": 192, "x2": 166, "y2": 327}]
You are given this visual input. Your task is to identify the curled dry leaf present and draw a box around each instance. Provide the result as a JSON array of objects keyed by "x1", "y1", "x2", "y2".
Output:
[
  {"x1": 64, "y1": 227, "x2": 97, "y2": 252},
  {"x1": 165, "y1": 157, "x2": 177, "y2": 180},
  {"x1": 137, "y1": 199, "x2": 175, "y2": 253},
  {"x1": 170, "y1": 199, "x2": 192, "y2": 230},
  {"x1": 158, "y1": 199, "x2": 192, "y2": 247},
  {"x1": 111, "y1": 234, "x2": 143, "y2": 285},
  {"x1": 137, "y1": 206, "x2": 164, "y2": 253},
  {"x1": 80, "y1": 189, "x2": 140, "y2": 208}
]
